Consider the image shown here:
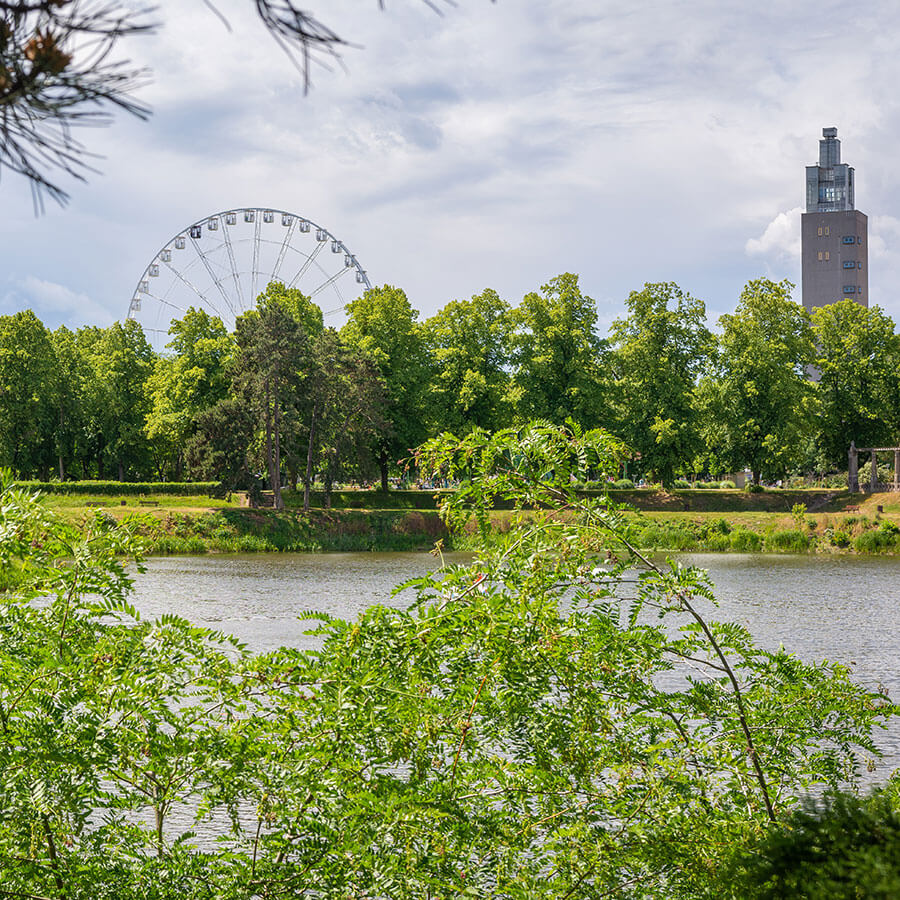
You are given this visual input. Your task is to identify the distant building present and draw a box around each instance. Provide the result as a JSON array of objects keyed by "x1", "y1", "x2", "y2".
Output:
[{"x1": 801, "y1": 127, "x2": 868, "y2": 311}]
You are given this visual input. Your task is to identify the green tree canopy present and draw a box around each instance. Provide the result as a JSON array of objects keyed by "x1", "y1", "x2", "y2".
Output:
[
  {"x1": 76, "y1": 319, "x2": 155, "y2": 481},
  {"x1": 422, "y1": 287, "x2": 513, "y2": 435},
  {"x1": 610, "y1": 282, "x2": 713, "y2": 485},
  {"x1": 0, "y1": 310, "x2": 57, "y2": 478},
  {"x1": 145, "y1": 308, "x2": 234, "y2": 479},
  {"x1": 510, "y1": 272, "x2": 610, "y2": 427},
  {"x1": 714, "y1": 279, "x2": 816, "y2": 484},
  {"x1": 812, "y1": 300, "x2": 900, "y2": 469},
  {"x1": 341, "y1": 285, "x2": 429, "y2": 489},
  {"x1": 233, "y1": 298, "x2": 310, "y2": 509}
]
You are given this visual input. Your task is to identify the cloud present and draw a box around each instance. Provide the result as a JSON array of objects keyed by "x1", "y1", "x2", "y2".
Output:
[
  {"x1": 2, "y1": 277, "x2": 114, "y2": 328},
  {"x1": 746, "y1": 208, "x2": 802, "y2": 261}
]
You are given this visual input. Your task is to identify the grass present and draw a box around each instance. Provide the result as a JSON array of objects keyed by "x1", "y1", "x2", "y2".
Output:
[{"x1": 41, "y1": 485, "x2": 900, "y2": 557}]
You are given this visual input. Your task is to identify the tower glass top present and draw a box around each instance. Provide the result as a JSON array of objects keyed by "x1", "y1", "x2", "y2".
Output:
[{"x1": 806, "y1": 127, "x2": 855, "y2": 212}]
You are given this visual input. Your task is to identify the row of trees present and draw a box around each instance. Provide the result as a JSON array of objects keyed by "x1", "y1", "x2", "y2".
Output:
[{"x1": 2, "y1": 273, "x2": 898, "y2": 489}]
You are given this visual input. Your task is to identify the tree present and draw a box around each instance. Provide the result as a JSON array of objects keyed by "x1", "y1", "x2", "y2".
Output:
[
  {"x1": 49, "y1": 324, "x2": 90, "y2": 480},
  {"x1": 341, "y1": 285, "x2": 429, "y2": 490},
  {"x1": 0, "y1": 309, "x2": 58, "y2": 477},
  {"x1": 610, "y1": 282, "x2": 713, "y2": 485},
  {"x1": 185, "y1": 397, "x2": 258, "y2": 497},
  {"x1": 77, "y1": 319, "x2": 155, "y2": 480},
  {"x1": 299, "y1": 328, "x2": 386, "y2": 510},
  {"x1": 714, "y1": 279, "x2": 816, "y2": 485},
  {"x1": 1, "y1": 1, "x2": 448, "y2": 206},
  {"x1": 812, "y1": 301, "x2": 900, "y2": 469},
  {"x1": 422, "y1": 287, "x2": 513, "y2": 435},
  {"x1": 145, "y1": 307, "x2": 234, "y2": 479},
  {"x1": 509, "y1": 272, "x2": 610, "y2": 428},
  {"x1": 232, "y1": 297, "x2": 309, "y2": 509}
]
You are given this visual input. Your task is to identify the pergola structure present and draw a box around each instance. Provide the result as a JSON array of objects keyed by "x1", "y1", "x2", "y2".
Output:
[{"x1": 848, "y1": 441, "x2": 900, "y2": 492}]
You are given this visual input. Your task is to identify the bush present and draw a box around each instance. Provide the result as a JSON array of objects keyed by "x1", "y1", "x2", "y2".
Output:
[
  {"x1": 744, "y1": 483, "x2": 764, "y2": 494},
  {"x1": 718, "y1": 480, "x2": 737, "y2": 489},
  {"x1": 828, "y1": 529, "x2": 851, "y2": 548},
  {"x1": 673, "y1": 478, "x2": 691, "y2": 489},
  {"x1": 765, "y1": 529, "x2": 812, "y2": 553},
  {"x1": 611, "y1": 478, "x2": 635, "y2": 489},
  {"x1": 734, "y1": 789, "x2": 900, "y2": 899},
  {"x1": 729, "y1": 528, "x2": 763, "y2": 552},
  {"x1": 15, "y1": 480, "x2": 220, "y2": 496},
  {"x1": 854, "y1": 529, "x2": 898, "y2": 553}
]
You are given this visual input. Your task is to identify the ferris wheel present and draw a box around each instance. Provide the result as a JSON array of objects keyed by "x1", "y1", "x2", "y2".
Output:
[{"x1": 126, "y1": 207, "x2": 371, "y2": 347}]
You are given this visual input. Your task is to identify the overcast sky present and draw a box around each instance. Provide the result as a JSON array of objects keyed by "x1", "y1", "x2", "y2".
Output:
[{"x1": 3, "y1": 0, "x2": 900, "y2": 339}]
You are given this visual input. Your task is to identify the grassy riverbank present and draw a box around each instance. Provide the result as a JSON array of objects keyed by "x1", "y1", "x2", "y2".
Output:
[{"x1": 37, "y1": 485, "x2": 900, "y2": 555}]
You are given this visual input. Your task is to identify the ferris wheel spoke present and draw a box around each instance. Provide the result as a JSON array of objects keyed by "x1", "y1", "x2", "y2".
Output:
[
  {"x1": 251, "y1": 213, "x2": 262, "y2": 303},
  {"x1": 271, "y1": 219, "x2": 297, "y2": 284},
  {"x1": 288, "y1": 240, "x2": 326, "y2": 289},
  {"x1": 141, "y1": 289, "x2": 187, "y2": 315},
  {"x1": 161, "y1": 259, "x2": 218, "y2": 314},
  {"x1": 310, "y1": 265, "x2": 353, "y2": 298},
  {"x1": 220, "y1": 215, "x2": 244, "y2": 310},
  {"x1": 189, "y1": 234, "x2": 239, "y2": 320}
]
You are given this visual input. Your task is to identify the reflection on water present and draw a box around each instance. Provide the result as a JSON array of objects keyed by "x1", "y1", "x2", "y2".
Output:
[{"x1": 131, "y1": 551, "x2": 900, "y2": 781}]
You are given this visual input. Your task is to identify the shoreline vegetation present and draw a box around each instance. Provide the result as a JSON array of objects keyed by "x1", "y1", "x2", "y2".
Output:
[{"x1": 25, "y1": 481, "x2": 900, "y2": 556}]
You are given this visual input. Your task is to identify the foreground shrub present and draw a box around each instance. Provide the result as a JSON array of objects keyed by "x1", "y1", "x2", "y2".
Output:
[
  {"x1": 0, "y1": 430, "x2": 892, "y2": 899},
  {"x1": 732, "y1": 788, "x2": 900, "y2": 899}
]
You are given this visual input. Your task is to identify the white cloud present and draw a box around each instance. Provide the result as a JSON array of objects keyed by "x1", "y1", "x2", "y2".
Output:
[
  {"x1": 2, "y1": 277, "x2": 114, "y2": 328},
  {"x1": 746, "y1": 208, "x2": 802, "y2": 261}
]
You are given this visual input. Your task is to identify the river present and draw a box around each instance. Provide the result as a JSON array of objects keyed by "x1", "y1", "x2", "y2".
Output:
[{"x1": 130, "y1": 551, "x2": 900, "y2": 781}]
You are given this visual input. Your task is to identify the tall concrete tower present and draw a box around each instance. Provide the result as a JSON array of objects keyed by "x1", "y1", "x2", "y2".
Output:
[{"x1": 801, "y1": 127, "x2": 868, "y2": 311}]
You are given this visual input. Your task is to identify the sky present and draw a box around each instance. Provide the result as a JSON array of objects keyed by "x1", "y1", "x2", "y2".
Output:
[{"x1": 3, "y1": 0, "x2": 900, "y2": 340}]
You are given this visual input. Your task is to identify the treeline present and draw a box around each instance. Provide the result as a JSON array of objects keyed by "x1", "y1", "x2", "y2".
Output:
[{"x1": 3, "y1": 274, "x2": 898, "y2": 495}]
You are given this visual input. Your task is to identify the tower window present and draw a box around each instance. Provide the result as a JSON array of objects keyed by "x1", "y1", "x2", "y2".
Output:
[
  {"x1": 818, "y1": 251, "x2": 823, "y2": 261},
  {"x1": 842, "y1": 236, "x2": 855, "y2": 244},
  {"x1": 843, "y1": 261, "x2": 856, "y2": 269},
  {"x1": 825, "y1": 251, "x2": 830, "y2": 260},
  {"x1": 825, "y1": 226, "x2": 830, "y2": 235},
  {"x1": 818, "y1": 227, "x2": 823, "y2": 236},
  {"x1": 843, "y1": 285, "x2": 856, "y2": 293}
]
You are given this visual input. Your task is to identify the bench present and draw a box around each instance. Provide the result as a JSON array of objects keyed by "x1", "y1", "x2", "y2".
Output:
[
  {"x1": 138, "y1": 500, "x2": 160, "y2": 507},
  {"x1": 85, "y1": 501, "x2": 104, "y2": 508},
  {"x1": 844, "y1": 505, "x2": 860, "y2": 512}
]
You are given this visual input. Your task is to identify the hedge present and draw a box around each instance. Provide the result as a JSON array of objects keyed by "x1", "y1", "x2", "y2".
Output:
[{"x1": 14, "y1": 481, "x2": 221, "y2": 496}]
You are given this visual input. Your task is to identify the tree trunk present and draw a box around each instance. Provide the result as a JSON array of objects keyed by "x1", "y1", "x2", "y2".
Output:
[
  {"x1": 117, "y1": 460, "x2": 124, "y2": 482},
  {"x1": 263, "y1": 378, "x2": 279, "y2": 506},
  {"x1": 58, "y1": 406, "x2": 65, "y2": 481},
  {"x1": 324, "y1": 462, "x2": 333, "y2": 509},
  {"x1": 272, "y1": 381, "x2": 283, "y2": 511},
  {"x1": 753, "y1": 469, "x2": 761, "y2": 486},
  {"x1": 303, "y1": 403, "x2": 318, "y2": 513},
  {"x1": 379, "y1": 449, "x2": 389, "y2": 492}
]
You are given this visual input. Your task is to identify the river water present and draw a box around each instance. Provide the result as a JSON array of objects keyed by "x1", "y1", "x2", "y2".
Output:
[{"x1": 130, "y1": 551, "x2": 900, "y2": 780}]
